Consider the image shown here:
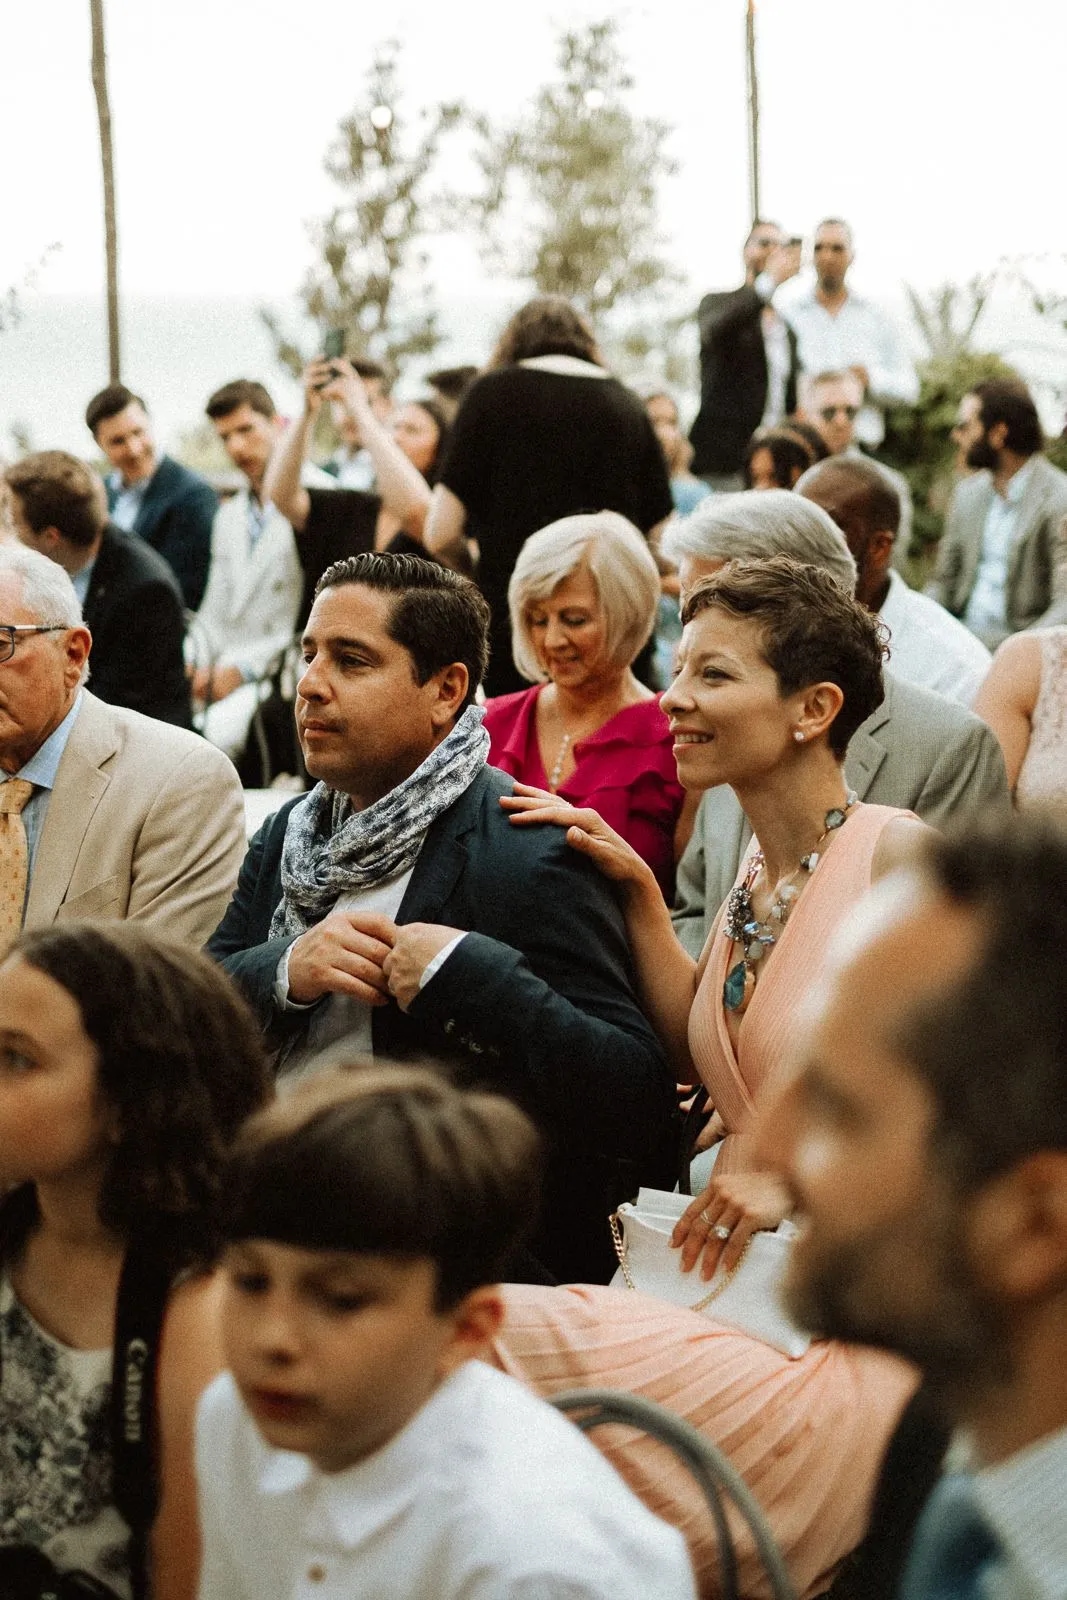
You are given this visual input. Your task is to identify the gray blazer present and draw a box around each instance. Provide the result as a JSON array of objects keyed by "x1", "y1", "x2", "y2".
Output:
[
  {"x1": 671, "y1": 672, "x2": 1012, "y2": 957},
  {"x1": 926, "y1": 455, "x2": 1067, "y2": 642}
]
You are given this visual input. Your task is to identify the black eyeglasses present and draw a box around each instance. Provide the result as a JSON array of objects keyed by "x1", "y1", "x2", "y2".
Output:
[
  {"x1": 818, "y1": 405, "x2": 859, "y2": 422},
  {"x1": 0, "y1": 625, "x2": 67, "y2": 663}
]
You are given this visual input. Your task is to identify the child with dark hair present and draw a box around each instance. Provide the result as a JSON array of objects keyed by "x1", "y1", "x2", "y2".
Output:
[{"x1": 197, "y1": 1064, "x2": 696, "y2": 1600}]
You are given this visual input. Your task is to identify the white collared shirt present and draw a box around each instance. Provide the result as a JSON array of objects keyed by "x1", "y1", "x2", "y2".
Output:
[
  {"x1": 196, "y1": 1362, "x2": 696, "y2": 1600},
  {"x1": 785, "y1": 288, "x2": 918, "y2": 447},
  {"x1": 970, "y1": 1426, "x2": 1067, "y2": 1600},
  {"x1": 879, "y1": 569, "x2": 992, "y2": 707}
]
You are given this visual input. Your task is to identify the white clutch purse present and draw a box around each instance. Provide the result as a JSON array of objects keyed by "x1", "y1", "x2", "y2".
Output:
[{"x1": 609, "y1": 1187, "x2": 812, "y2": 1359}]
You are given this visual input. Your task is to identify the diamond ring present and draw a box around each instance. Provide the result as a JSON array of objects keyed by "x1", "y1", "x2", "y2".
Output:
[{"x1": 713, "y1": 1224, "x2": 731, "y2": 1241}]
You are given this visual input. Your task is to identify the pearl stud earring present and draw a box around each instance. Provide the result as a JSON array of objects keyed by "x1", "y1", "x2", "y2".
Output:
[{"x1": 794, "y1": 731, "x2": 805, "y2": 743}]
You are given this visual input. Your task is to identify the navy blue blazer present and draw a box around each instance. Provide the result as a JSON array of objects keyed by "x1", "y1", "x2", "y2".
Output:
[
  {"x1": 107, "y1": 455, "x2": 217, "y2": 610},
  {"x1": 83, "y1": 524, "x2": 192, "y2": 727},
  {"x1": 209, "y1": 766, "x2": 677, "y2": 1282}
]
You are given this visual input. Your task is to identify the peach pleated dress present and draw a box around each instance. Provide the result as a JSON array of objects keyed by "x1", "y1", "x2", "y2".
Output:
[
  {"x1": 489, "y1": 804, "x2": 917, "y2": 1600},
  {"x1": 693, "y1": 803, "x2": 911, "y2": 1172}
]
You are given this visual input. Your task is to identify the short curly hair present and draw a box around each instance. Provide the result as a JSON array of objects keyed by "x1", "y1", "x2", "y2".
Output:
[
  {"x1": 13, "y1": 923, "x2": 271, "y2": 1263},
  {"x1": 681, "y1": 555, "x2": 887, "y2": 758}
]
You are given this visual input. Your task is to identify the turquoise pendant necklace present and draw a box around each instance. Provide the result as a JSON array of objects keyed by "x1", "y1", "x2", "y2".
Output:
[{"x1": 722, "y1": 793, "x2": 857, "y2": 1015}]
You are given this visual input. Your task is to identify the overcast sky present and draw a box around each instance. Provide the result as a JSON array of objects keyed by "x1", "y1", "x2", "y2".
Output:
[{"x1": 5, "y1": 0, "x2": 1066, "y2": 304}]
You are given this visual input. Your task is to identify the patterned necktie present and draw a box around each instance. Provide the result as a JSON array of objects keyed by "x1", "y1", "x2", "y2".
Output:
[
  {"x1": 0, "y1": 779, "x2": 35, "y2": 959},
  {"x1": 899, "y1": 1473, "x2": 1001, "y2": 1600}
]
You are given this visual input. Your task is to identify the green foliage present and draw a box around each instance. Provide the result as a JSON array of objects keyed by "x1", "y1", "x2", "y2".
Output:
[
  {"x1": 472, "y1": 19, "x2": 679, "y2": 318},
  {"x1": 878, "y1": 281, "x2": 1022, "y2": 565},
  {"x1": 262, "y1": 42, "x2": 462, "y2": 380}
]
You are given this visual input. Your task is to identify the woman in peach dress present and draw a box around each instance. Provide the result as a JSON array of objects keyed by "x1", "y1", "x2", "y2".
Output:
[{"x1": 498, "y1": 556, "x2": 924, "y2": 1598}]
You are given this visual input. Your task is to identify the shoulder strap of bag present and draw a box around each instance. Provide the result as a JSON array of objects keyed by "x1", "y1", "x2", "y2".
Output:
[{"x1": 109, "y1": 1232, "x2": 184, "y2": 1600}]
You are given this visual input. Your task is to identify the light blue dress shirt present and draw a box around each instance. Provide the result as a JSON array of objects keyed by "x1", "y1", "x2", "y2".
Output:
[
  {"x1": 963, "y1": 460, "x2": 1035, "y2": 642},
  {"x1": 108, "y1": 470, "x2": 151, "y2": 532},
  {"x1": 6, "y1": 692, "x2": 84, "y2": 880},
  {"x1": 71, "y1": 558, "x2": 96, "y2": 607}
]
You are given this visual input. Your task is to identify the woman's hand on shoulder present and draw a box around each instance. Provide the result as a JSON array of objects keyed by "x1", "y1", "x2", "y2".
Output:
[
  {"x1": 671, "y1": 1170, "x2": 792, "y2": 1278},
  {"x1": 499, "y1": 783, "x2": 651, "y2": 888}
]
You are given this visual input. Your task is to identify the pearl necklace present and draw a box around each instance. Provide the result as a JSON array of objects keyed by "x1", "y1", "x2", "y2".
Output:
[{"x1": 722, "y1": 793, "x2": 857, "y2": 1015}]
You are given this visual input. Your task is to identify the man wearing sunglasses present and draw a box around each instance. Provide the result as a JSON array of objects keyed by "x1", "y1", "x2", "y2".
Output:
[
  {"x1": 786, "y1": 219, "x2": 917, "y2": 450},
  {"x1": 800, "y1": 369, "x2": 915, "y2": 564}
]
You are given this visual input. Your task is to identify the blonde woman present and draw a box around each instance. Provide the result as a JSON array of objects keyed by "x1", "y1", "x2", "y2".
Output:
[{"x1": 484, "y1": 512, "x2": 687, "y2": 897}]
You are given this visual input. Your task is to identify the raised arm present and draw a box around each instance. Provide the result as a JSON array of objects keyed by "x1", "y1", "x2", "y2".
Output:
[
  {"x1": 425, "y1": 483, "x2": 473, "y2": 571},
  {"x1": 262, "y1": 363, "x2": 323, "y2": 533},
  {"x1": 322, "y1": 362, "x2": 431, "y2": 538}
]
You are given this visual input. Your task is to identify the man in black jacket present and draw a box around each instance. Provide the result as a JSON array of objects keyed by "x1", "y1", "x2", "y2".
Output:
[
  {"x1": 4, "y1": 451, "x2": 192, "y2": 727},
  {"x1": 208, "y1": 551, "x2": 676, "y2": 1282},
  {"x1": 86, "y1": 383, "x2": 217, "y2": 609},
  {"x1": 689, "y1": 221, "x2": 802, "y2": 485}
]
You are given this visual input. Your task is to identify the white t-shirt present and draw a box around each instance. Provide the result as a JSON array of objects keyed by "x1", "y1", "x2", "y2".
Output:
[{"x1": 196, "y1": 1360, "x2": 696, "y2": 1600}]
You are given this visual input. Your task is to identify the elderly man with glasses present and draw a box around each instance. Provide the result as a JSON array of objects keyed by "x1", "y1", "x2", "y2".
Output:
[{"x1": 0, "y1": 544, "x2": 245, "y2": 955}]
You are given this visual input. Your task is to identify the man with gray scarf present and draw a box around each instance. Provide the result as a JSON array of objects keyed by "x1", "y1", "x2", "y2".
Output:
[{"x1": 209, "y1": 551, "x2": 675, "y2": 1283}]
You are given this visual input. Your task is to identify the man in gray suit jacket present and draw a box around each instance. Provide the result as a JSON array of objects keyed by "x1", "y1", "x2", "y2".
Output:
[
  {"x1": 927, "y1": 381, "x2": 1067, "y2": 647},
  {"x1": 662, "y1": 493, "x2": 1012, "y2": 955}
]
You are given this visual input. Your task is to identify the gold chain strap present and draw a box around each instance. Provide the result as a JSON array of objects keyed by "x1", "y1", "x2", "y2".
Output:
[{"x1": 610, "y1": 1210, "x2": 753, "y2": 1314}]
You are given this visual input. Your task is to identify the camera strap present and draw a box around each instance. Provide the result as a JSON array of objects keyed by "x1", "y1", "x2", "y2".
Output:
[{"x1": 0, "y1": 1189, "x2": 181, "y2": 1600}]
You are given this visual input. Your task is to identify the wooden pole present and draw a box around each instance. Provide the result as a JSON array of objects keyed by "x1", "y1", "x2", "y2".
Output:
[
  {"x1": 745, "y1": 0, "x2": 761, "y2": 226},
  {"x1": 89, "y1": 0, "x2": 121, "y2": 382}
]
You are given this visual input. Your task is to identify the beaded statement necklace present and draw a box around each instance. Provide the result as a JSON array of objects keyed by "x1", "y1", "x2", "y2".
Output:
[{"x1": 722, "y1": 792, "x2": 858, "y2": 1015}]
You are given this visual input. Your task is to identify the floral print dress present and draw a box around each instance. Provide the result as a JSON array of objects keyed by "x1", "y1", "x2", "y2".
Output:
[{"x1": 0, "y1": 1277, "x2": 131, "y2": 1597}]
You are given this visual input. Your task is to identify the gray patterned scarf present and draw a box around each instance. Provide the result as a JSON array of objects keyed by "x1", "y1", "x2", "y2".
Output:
[{"x1": 269, "y1": 704, "x2": 490, "y2": 939}]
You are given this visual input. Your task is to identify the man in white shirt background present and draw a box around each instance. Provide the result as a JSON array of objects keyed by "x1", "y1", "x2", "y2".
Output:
[
  {"x1": 322, "y1": 357, "x2": 394, "y2": 490},
  {"x1": 786, "y1": 218, "x2": 919, "y2": 451},
  {"x1": 798, "y1": 455, "x2": 991, "y2": 705}
]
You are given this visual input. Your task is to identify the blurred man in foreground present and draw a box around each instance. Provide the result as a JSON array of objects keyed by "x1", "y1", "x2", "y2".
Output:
[{"x1": 760, "y1": 816, "x2": 1067, "y2": 1600}]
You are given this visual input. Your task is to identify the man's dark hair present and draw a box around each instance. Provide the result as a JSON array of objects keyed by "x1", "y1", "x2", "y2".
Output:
[
  {"x1": 315, "y1": 551, "x2": 490, "y2": 707},
  {"x1": 902, "y1": 816, "x2": 1067, "y2": 1193},
  {"x1": 682, "y1": 555, "x2": 887, "y2": 758},
  {"x1": 16, "y1": 922, "x2": 270, "y2": 1263},
  {"x1": 205, "y1": 379, "x2": 276, "y2": 422},
  {"x1": 4, "y1": 451, "x2": 107, "y2": 548},
  {"x1": 219, "y1": 1064, "x2": 543, "y2": 1310},
  {"x1": 972, "y1": 379, "x2": 1043, "y2": 457},
  {"x1": 85, "y1": 384, "x2": 147, "y2": 438},
  {"x1": 805, "y1": 455, "x2": 902, "y2": 537}
]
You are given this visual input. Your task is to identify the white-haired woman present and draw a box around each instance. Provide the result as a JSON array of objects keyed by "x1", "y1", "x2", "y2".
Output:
[{"x1": 484, "y1": 512, "x2": 687, "y2": 897}]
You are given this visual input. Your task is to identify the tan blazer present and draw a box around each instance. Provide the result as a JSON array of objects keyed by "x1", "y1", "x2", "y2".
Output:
[
  {"x1": 24, "y1": 691, "x2": 246, "y2": 945},
  {"x1": 927, "y1": 455, "x2": 1067, "y2": 642}
]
